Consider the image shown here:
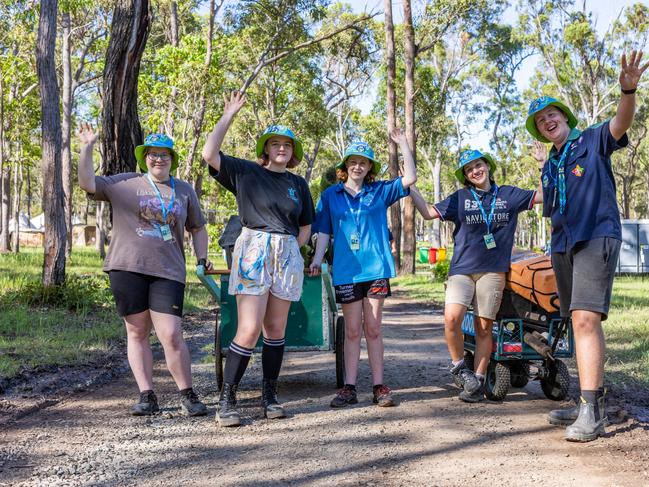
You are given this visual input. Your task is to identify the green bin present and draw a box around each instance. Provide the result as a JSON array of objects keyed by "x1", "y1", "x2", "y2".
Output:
[{"x1": 418, "y1": 247, "x2": 430, "y2": 264}]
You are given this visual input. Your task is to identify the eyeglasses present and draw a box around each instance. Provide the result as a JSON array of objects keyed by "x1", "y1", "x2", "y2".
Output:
[{"x1": 147, "y1": 152, "x2": 171, "y2": 161}]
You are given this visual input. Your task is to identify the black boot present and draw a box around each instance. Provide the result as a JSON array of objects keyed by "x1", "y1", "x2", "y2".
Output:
[
  {"x1": 217, "y1": 383, "x2": 240, "y2": 427},
  {"x1": 261, "y1": 379, "x2": 286, "y2": 419},
  {"x1": 565, "y1": 391, "x2": 607, "y2": 442}
]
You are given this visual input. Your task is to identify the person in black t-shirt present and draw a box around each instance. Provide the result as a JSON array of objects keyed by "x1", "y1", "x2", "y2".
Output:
[{"x1": 202, "y1": 91, "x2": 315, "y2": 427}]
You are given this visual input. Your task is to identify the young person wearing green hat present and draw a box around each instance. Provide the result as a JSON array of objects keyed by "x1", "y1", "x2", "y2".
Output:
[
  {"x1": 408, "y1": 148, "x2": 544, "y2": 402},
  {"x1": 308, "y1": 128, "x2": 416, "y2": 408},
  {"x1": 202, "y1": 92, "x2": 315, "y2": 427},
  {"x1": 526, "y1": 50, "x2": 648, "y2": 442},
  {"x1": 77, "y1": 125, "x2": 210, "y2": 417}
]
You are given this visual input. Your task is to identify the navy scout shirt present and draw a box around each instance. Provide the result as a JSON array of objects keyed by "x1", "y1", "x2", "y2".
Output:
[
  {"x1": 541, "y1": 121, "x2": 628, "y2": 253},
  {"x1": 315, "y1": 179, "x2": 408, "y2": 286},
  {"x1": 434, "y1": 185, "x2": 535, "y2": 276}
]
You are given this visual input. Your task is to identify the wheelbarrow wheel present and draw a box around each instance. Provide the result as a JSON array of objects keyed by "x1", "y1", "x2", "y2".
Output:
[
  {"x1": 509, "y1": 362, "x2": 530, "y2": 388},
  {"x1": 541, "y1": 359, "x2": 570, "y2": 401},
  {"x1": 214, "y1": 309, "x2": 224, "y2": 392},
  {"x1": 452, "y1": 351, "x2": 475, "y2": 388},
  {"x1": 485, "y1": 360, "x2": 510, "y2": 401},
  {"x1": 335, "y1": 316, "x2": 345, "y2": 389}
]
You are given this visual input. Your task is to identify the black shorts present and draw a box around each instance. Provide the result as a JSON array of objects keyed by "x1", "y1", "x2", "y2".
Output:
[
  {"x1": 334, "y1": 278, "x2": 391, "y2": 304},
  {"x1": 108, "y1": 270, "x2": 185, "y2": 317},
  {"x1": 552, "y1": 237, "x2": 621, "y2": 320}
]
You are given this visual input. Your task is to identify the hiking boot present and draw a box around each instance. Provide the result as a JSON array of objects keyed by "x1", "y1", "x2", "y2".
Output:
[
  {"x1": 330, "y1": 385, "x2": 358, "y2": 408},
  {"x1": 450, "y1": 361, "x2": 481, "y2": 393},
  {"x1": 217, "y1": 383, "x2": 241, "y2": 427},
  {"x1": 180, "y1": 388, "x2": 208, "y2": 417},
  {"x1": 261, "y1": 379, "x2": 286, "y2": 419},
  {"x1": 372, "y1": 384, "x2": 396, "y2": 407},
  {"x1": 459, "y1": 377, "x2": 485, "y2": 403},
  {"x1": 565, "y1": 395, "x2": 607, "y2": 442},
  {"x1": 548, "y1": 404, "x2": 579, "y2": 426},
  {"x1": 132, "y1": 390, "x2": 159, "y2": 416}
]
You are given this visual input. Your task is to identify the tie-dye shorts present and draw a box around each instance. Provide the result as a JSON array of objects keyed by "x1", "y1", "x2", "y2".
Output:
[{"x1": 228, "y1": 227, "x2": 304, "y2": 302}]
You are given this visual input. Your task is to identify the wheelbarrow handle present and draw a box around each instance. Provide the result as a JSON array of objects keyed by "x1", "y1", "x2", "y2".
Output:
[{"x1": 201, "y1": 267, "x2": 325, "y2": 276}]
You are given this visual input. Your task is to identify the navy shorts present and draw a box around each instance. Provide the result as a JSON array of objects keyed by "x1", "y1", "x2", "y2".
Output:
[
  {"x1": 108, "y1": 271, "x2": 185, "y2": 317},
  {"x1": 334, "y1": 278, "x2": 391, "y2": 304},
  {"x1": 552, "y1": 237, "x2": 621, "y2": 320}
]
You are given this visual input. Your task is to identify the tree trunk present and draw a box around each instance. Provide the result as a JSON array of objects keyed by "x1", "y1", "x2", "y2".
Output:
[
  {"x1": 11, "y1": 158, "x2": 22, "y2": 252},
  {"x1": 0, "y1": 71, "x2": 8, "y2": 253},
  {"x1": 101, "y1": 0, "x2": 150, "y2": 176},
  {"x1": 383, "y1": 0, "x2": 401, "y2": 272},
  {"x1": 402, "y1": 0, "x2": 417, "y2": 274},
  {"x1": 37, "y1": 0, "x2": 67, "y2": 285},
  {"x1": 165, "y1": 1, "x2": 179, "y2": 136},
  {"x1": 96, "y1": 200, "x2": 106, "y2": 259},
  {"x1": 62, "y1": 11, "x2": 73, "y2": 257},
  {"x1": 304, "y1": 139, "x2": 321, "y2": 184}
]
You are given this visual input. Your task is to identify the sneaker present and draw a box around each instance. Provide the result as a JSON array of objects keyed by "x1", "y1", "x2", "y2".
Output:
[
  {"x1": 330, "y1": 385, "x2": 358, "y2": 408},
  {"x1": 180, "y1": 388, "x2": 208, "y2": 417},
  {"x1": 132, "y1": 390, "x2": 159, "y2": 416},
  {"x1": 459, "y1": 377, "x2": 485, "y2": 403},
  {"x1": 372, "y1": 384, "x2": 396, "y2": 407},
  {"x1": 450, "y1": 361, "x2": 481, "y2": 393}
]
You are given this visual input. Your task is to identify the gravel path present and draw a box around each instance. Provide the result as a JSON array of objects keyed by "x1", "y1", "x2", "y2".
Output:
[{"x1": 2, "y1": 296, "x2": 649, "y2": 486}]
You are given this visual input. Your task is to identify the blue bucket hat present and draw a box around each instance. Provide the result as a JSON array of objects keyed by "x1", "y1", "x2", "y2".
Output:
[
  {"x1": 134, "y1": 134, "x2": 179, "y2": 172},
  {"x1": 255, "y1": 125, "x2": 303, "y2": 161},
  {"x1": 526, "y1": 96, "x2": 578, "y2": 143},
  {"x1": 336, "y1": 141, "x2": 381, "y2": 174},
  {"x1": 455, "y1": 149, "x2": 497, "y2": 184}
]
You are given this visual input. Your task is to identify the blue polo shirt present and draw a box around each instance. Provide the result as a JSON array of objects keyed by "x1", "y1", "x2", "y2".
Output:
[
  {"x1": 434, "y1": 185, "x2": 535, "y2": 276},
  {"x1": 541, "y1": 121, "x2": 628, "y2": 253},
  {"x1": 314, "y1": 178, "x2": 409, "y2": 286}
]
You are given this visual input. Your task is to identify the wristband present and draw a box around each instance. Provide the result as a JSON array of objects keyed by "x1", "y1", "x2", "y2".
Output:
[
  {"x1": 197, "y1": 258, "x2": 207, "y2": 266},
  {"x1": 621, "y1": 87, "x2": 637, "y2": 95}
]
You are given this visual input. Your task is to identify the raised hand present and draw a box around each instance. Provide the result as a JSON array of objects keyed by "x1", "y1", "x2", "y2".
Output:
[
  {"x1": 619, "y1": 50, "x2": 649, "y2": 91},
  {"x1": 78, "y1": 123, "x2": 98, "y2": 146},
  {"x1": 532, "y1": 141, "x2": 547, "y2": 166},
  {"x1": 222, "y1": 90, "x2": 246, "y2": 117},
  {"x1": 389, "y1": 127, "x2": 407, "y2": 145}
]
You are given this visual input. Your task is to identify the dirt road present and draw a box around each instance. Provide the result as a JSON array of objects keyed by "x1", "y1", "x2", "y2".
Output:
[{"x1": 2, "y1": 295, "x2": 648, "y2": 486}]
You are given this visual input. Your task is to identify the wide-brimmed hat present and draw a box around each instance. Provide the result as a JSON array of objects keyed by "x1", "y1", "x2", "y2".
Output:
[
  {"x1": 135, "y1": 134, "x2": 179, "y2": 172},
  {"x1": 255, "y1": 125, "x2": 303, "y2": 161},
  {"x1": 336, "y1": 141, "x2": 381, "y2": 174},
  {"x1": 455, "y1": 149, "x2": 496, "y2": 184},
  {"x1": 526, "y1": 96, "x2": 578, "y2": 143}
]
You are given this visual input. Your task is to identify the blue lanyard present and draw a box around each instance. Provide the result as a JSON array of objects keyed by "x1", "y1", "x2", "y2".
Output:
[
  {"x1": 343, "y1": 188, "x2": 362, "y2": 232},
  {"x1": 146, "y1": 173, "x2": 175, "y2": 222},
  {"x1": 470, "y1": 185, "x2": 499, "y2": 233}
]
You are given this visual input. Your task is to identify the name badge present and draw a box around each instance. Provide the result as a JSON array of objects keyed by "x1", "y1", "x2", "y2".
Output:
[
  {"x1": 160, "y1": 224, "x2": 173, "y2": 241},
  {"x1": 483, "y1": 233, "x2": 496, "y2": 249},
  {"x1": 350, "y1": 232, "x2": 360, "y2": 251}
]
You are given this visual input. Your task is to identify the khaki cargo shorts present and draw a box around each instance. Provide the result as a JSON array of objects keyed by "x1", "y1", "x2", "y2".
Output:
[
  {"x1": 445, "y1": 272, "x2": 506, "y2": 320},
  {"x1": 229, "y1": 227, "x2": 304, "y2": 302}
]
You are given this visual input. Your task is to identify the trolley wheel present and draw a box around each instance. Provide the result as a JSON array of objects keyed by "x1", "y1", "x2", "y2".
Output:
[
  {"x1": 485, "y1": 360, "x2": 510, "y2": 401},
  {"x1": 509, "y1": 362, "x2": 530, "y2": 388},
  {"x1": 214, "y1": 309, "x2": 224, "y2": 392},
  {"x1": 452, "y1": 350, "x2": 475, "y2": 388},
  {"x1": 541, "y1": 359, "x2": 570, "y2": 401},
  {"x1": 335, "y1": 316, "x2": 345, "y2": 389}
]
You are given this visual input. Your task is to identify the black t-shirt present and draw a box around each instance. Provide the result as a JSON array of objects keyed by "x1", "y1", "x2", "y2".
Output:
[{"x1": 209, "y1": 152, "x2": 315, "y2": 236}]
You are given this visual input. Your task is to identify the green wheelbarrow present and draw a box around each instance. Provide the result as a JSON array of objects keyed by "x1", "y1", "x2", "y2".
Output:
[{"x1": 196, "y1": 264, "x2": 345, "y2": 391}]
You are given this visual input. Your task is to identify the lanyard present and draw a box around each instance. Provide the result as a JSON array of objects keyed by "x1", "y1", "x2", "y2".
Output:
[
  {"x1": 343, "y1": 188, "x2": 362, "y2": 232},
  {"x1": 146, "y1": 173, "x2": 175, "y2": 222},
  {"x1": 548, "y1": 140, "x2": 573, "y2": 215},
  {"x1": 470, "y1": 185, "x2": 499, "y2": 234}
]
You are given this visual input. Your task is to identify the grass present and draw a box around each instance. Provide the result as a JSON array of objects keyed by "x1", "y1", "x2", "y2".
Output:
[
  {"x1": 0, "y1": 247, "x2": 222, "y2": 379},
  {"x1": 392, "y1": 270, "x2": 649, "y2": 388}
]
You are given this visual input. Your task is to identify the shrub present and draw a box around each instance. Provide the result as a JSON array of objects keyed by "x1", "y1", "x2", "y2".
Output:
[{"x1": 432, "y1": 260, "x2": 450, "y2": 281}]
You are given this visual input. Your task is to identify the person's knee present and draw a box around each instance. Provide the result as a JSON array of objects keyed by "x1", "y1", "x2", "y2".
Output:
[
  {"x1": 345, "y1": 323, "x2": 363, "y2": 341},
  {"x1": 475, "y1": 325, "x2": 492, "y2": 339},
  {"x1": 126, "y1": 325, "x2": 150, "y2": 342},
  {"x1": 158, "y1": 327, "x2": 184, "y2": 350},
  {"x1": 364, "y1": 321, "x2": 382, "y2": 340}
]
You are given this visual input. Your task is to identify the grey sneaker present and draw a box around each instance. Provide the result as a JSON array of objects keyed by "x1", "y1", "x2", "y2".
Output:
[
  {"x1": 132, "y1": 390, "x2": 159, "y2": 416},
  {"x1": 330, "y1": 385, "x2": 358, "y2": 408},
  {"x1": 180, "y1": 388, "x2": 208, "y2": 417},
  {"x1": 450, "y1": 361, "x2": 481, "y2": 393},
  {"x1": 565, "y1": 397, "x2": 607, "y2": 442},
  {"x1": 459, "y1": 376, "x2": 485, "y2": 403},
  {"x1": 548, "y1": 405, "x2": 579, "y2": 426}
]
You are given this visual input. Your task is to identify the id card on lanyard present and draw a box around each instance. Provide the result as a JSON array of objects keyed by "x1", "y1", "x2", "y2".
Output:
[
  {"x1": 344, "y1": 190, "x2": 362, "y2": 251},
  {"x1": 146, "y1": 173, "x2": 176, "y2": 241},
  {"x1": 470, "y1": 185, "x2": 499, "y2": 249}
]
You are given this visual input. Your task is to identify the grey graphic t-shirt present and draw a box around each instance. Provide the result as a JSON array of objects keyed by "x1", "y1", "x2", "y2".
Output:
[{"x1": 94, "y1": 173, "x2": 206, "y2": 284}]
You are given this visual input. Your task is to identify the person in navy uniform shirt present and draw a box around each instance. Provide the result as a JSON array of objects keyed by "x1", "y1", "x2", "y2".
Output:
[
  {"x1": 309, "y1": 129, "x2": 417, "y2": 409},
  {"x1": 409, "y1": 149, "x2": 544, "y2": 403},
  {"x1": 526, "y1": 50, "x2": 649, "y2": 442}
]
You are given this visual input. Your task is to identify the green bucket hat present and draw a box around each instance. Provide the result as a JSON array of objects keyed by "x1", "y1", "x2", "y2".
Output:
[
  {"x1": 134, "y1": 134, "x2": 179, "y2": 172},
  {"x1": 455, "y1": 149, "x2": 497, "y2": 184},
  {"x1": 256, "y1": 125, "x2": 303, "y2": 161},
  {"x1": 526, "y1": 96, "x2": 578, "y2": 143},
  {"x1": 336, "y1": 141, "x2": 381, "y2": 174}
]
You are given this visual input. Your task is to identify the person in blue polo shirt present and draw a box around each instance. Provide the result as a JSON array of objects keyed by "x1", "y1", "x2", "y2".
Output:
[
  {"x1": 526, "y1": 50, "x2": 648, "y2": 442},
  {"x1": 309, "y1": 128, "x2": 416, "y2": 408},
  {"x1": 409, "y1": 149, "x2": 544, "y2": 402}
]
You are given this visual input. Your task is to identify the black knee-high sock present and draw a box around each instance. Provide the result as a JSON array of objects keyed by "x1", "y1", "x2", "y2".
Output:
[
  {"x1": 224, "y1": 342, "x2": 253, "y2": 385},
  {"x1": 262, "y1": 337, "x2": 285, "y2": 380}
]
